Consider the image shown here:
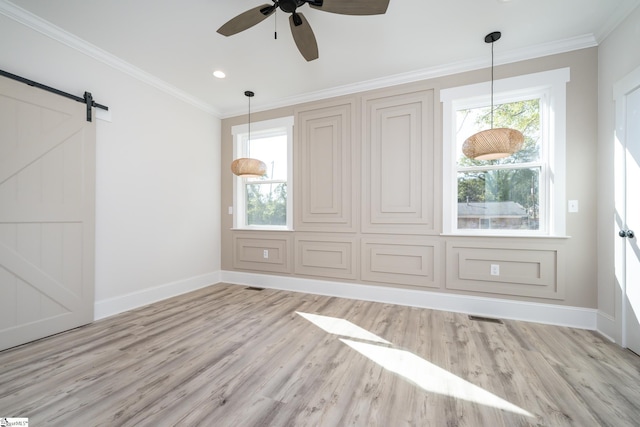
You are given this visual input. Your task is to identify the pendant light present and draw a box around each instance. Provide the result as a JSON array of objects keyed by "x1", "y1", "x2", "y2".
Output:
[
  {"x1": 231, "y1": 90, "x2": 267, "y2": 177},
  {"x1": 462, "y1": 31, "x2": 524, "y2": 161}
]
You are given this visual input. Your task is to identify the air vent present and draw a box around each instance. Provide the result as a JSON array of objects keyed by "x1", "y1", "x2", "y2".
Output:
[
  {"x1": 245, "y1": 286, "x2": 265, "y2": 291},
  {"x1": 469, "y1": 315, "x2": 503, "y2": 324}
]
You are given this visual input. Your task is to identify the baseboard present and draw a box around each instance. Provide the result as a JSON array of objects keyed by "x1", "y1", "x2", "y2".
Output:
[
  {"x1": 596, "y1": 310, "x2": 619, "y2": 343},
  {"x1": 94, "y1": 271, "x2": 221, "y2": 320},
  {"x1": 220, "y1": 270, "x2": 598, "y2": 330}
]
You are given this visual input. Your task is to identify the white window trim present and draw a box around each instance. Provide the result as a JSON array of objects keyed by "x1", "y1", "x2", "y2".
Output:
[
  {"x1": 440, "y1": 68, "x2": 570, "y2": 237},
  {"x1": 232, "y1": 116, "x2": 294, "y2": 230}
]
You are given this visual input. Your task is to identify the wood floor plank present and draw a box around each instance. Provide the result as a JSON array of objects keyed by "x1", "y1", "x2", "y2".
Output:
[
  {"x1": 2, "y1": 283, "x2": 640, "y2": 426},
  {"x1": 284, "y1": 301, "x2": 405, "y2": 426}
]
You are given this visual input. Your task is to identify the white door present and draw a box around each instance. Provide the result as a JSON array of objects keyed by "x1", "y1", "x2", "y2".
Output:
[
  {"x1": 615, "y1": 67, "x2": 640, "y2": 355},
  {"x1": 0, "y1": 75, "x2": 95, "y2": 351}
]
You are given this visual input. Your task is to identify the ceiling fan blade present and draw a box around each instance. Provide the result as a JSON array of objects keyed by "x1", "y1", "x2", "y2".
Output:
[
  {"x1": 309, "y1": 0, "x2": 389, "y2": 15},
  {"x1": 217, "y1": 4, "x2": 276, "y2": 36},
  {"x1": 289, "y1": 13, "x2": 318, "y2": 62}
]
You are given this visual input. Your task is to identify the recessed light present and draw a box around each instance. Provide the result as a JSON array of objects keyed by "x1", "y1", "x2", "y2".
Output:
[{"x1": 213, "y1": 70, "x2": 226, "y2": 79}]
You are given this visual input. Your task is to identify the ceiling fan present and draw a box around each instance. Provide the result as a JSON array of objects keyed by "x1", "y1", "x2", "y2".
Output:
[{"x1": 217, "y1": 0, "x2": 390, "y2": 62}]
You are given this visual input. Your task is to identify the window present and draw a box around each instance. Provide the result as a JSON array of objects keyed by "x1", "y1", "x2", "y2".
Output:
[
  {"x1": 232, "y1": 116, "x2": 293, "y2": 229},
  {"x1": 441, "y1": 68, "x2": 570, "y2": 236}
]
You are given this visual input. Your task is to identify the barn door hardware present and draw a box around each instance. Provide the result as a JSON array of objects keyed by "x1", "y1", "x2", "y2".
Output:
[{"x1": 0, "y1": 68, "x2": 108, "y2": 122}]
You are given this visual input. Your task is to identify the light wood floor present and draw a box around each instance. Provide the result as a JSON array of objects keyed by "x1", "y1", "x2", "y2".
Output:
[{"x1": 1, "y1": 283, "x2": 640, "y2": 426}]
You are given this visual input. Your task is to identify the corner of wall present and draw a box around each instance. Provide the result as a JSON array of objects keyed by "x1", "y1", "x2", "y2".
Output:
[{"x1": 94, "y1": 271, "x2": 221, "y2": 320}]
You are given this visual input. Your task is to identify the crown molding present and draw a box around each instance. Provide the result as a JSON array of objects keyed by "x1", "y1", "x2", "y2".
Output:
[
  {"x1": 0, "y1": 0, "x2": 220, "y2": 117},
  {"x1": 2, "y1": 0, "x2": 601, "y2": 120},
  {"x1": 221, "y1": 34, "x2": 597, "y2": 118}
]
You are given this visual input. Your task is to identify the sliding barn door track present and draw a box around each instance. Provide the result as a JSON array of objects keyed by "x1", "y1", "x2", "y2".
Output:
[{"x1": 0, "y1": 68, "x2": 108, "y2": 122}]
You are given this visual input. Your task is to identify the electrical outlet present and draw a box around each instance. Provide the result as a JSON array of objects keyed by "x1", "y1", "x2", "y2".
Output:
[
  {"x1": 263, "y1": 250, "x2": 268, "y2": 259},
  {"x1": 490, "y1": 264, "x2": 500, "y2": 276}
]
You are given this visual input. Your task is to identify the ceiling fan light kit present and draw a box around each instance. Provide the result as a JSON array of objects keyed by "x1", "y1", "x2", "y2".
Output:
[
  {"x1": 462, "y1": 31, "x2": 524, "y2": 160},
  {"x1": 231, "y1": 91, "x2": 268, "y2": 178},
  {"x1": 217, "y1": 0, "x2": 390, "y2": 61}
]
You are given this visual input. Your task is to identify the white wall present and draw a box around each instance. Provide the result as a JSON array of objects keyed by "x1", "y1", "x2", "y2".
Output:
[
  {"x1": 0, "y1": 13, "x2": 221, "y2": 319},
  {"x1": 597, "y1": 5, "x2": 640, "y2": 341}
]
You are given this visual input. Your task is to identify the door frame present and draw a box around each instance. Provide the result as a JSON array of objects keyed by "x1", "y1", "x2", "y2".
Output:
[{"x1": 614, "y1": 65, "x2": 640, "y2": 350}]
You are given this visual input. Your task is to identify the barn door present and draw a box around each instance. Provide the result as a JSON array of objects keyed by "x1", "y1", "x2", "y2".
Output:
[{"x1": 0, "y1": 75, "x2": 95, "y2": 351}]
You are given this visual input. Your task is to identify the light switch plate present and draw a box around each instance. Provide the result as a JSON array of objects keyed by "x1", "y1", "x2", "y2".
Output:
[{"x1": 568, "y1": 200, "x2": 579, "y2": 213}]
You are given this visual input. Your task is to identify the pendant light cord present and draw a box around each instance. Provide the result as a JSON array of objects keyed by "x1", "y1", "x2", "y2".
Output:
[
  {"x1": 490, "y1": 40, "x2": 494, "y2": 129},
  {"x1": 245, "y1": 90, "x2": 254, "y2": 157}
]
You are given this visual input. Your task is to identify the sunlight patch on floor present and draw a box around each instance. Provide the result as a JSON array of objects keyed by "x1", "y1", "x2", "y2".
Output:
[
  {"x1": 297, "y1": 311, "x2": 533, "y2": 418},
  {"x1": 296, "y1": 311, "x2": 390, "y2": 344},
  {"x1": 341, "y1": 338, "x2": 532, "y2": 417}
]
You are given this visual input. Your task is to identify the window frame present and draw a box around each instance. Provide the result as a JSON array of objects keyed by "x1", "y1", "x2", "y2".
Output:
[
  {"x1": 440, "y1": 68, "x2": 570, "y2": 237},
  {"x1": 232, "y1": 116, "x2": 294, "y2": 230}
]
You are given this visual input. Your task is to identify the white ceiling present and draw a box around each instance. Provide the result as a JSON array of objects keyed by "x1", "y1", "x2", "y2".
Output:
[{"x1": 6, "y1": 0, "x2": 640, "y2": 117}]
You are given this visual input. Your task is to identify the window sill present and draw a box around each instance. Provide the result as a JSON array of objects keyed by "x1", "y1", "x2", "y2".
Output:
[
  {"x1": 440, "y1": 233, "x2": 571, "y2": 239},
  {"x1": 231, "y1": 227, "x2": 295, "y2": 232}
]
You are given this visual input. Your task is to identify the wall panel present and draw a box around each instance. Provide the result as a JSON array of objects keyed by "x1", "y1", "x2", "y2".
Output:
[
  {"x1": 294, "y1": 234, "x2": 357, "y2": 280},
  {"x1": 295, "y1": 98, "x2": 357, "y2": 232},
  {"x1": 362, "y1": 86, "x2": 436, "y2": 234},
  {"x1": 233, "y1": 232, "x2": 292, "y2": 274},
  {"x1": 362, "y1": 237, "x2": 441, "y2": 288},
  {"x1": 446, "y1": 240, "x2": 566, "y2": 299}
]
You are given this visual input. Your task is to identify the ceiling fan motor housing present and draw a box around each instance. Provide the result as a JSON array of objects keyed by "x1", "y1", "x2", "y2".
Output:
[
  {"x1": 277, "y1": 0, "x2": 307, "y2": 13},
  {"x1": 218, "y1": 0, "x2": 389, "y2": 61}
]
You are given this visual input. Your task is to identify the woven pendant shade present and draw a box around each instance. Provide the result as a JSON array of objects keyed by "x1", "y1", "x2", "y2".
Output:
[
  {"x1": 463, "y1": 31, "x2": 524, "y2": 161},
  {"x1": 231, "y1": 157, "x2": 267, "y2": 177},
  {"x1": 462, "y1": 127, "x2": 524, "y2": 160},
  {"x1": 231, "y1": 90, "x2": 267, "y2": 178}
]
